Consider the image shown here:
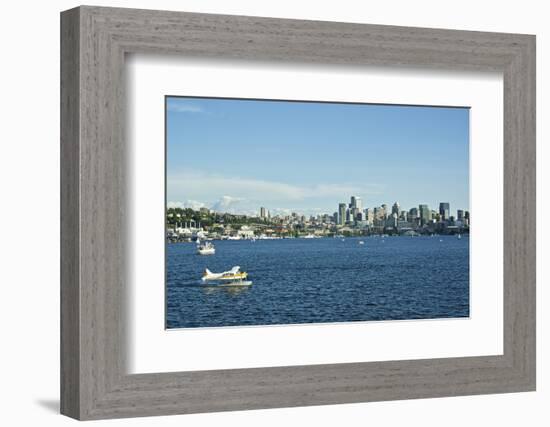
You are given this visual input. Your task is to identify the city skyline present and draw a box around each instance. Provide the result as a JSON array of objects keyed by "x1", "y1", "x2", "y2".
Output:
[
  {"x1": 168, "y1": 196, "x2": 468, "y2": 221},
  {"x1": 166, "y1": 193, "x2": 470, "y2": 242},
  {"x1": 167, "y1": 96, "x2": 469, "y2": 216}
]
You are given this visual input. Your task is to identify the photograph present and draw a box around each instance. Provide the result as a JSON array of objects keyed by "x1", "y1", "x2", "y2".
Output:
[{"x1": 165, "y1": 96, "x2": 470, "y2": 329}]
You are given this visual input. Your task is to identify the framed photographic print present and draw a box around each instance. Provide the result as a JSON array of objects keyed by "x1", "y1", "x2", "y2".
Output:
[
  {"x1": 61, "y1": 6, "x2": 536, "y2": 420},
  {"x1": 164, "y1": 97, "x2": 471, "y2": 329}
]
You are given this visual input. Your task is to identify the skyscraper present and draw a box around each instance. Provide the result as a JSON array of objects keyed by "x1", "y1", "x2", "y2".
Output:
[
  {"x1": 392, "y1": 202, "x2": 400, "y2": 216},
  {"x1": 338, "y1": 203, "x2": 347, "y2": 225},
  {"x1": 419, "y1": 204, "x2": 431, "y2": 225},
  {"x1": 381, "y1": 204, "x2": 388, "y2": 220},
  {"x1": 350, "y1": 196, "x2": 363, "y2": 211},
  {"x1": 439, "y1": 202, "x2": 450, "y2": 221},
  {"x1": 260, "y1": 207, "x2": 266, "y2": 219},
  {"x1": 365, "y1": 208, "x2": 374, "y2": 224}
]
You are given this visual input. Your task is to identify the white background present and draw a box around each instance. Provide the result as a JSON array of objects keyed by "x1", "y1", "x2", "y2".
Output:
[
  {"x1": 0, "y1": 1, "x2": 547, "y2": 426},
  {"x1": 128, "y1": 57, "x2": 503, "y2": 373}
]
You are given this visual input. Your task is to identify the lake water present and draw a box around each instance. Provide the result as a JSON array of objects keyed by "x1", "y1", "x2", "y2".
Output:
[{"x1": 166, "y1": 235, "x2": 469, "y2": 328}]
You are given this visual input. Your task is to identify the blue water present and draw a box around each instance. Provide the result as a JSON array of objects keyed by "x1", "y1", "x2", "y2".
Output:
[{"x1": 166, "y1": 236, "x2": 469, "y2": 328}]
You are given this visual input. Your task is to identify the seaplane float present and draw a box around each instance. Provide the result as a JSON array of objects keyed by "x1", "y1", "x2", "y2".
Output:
[
  {"x1": 196, "y1": 238, "x2": 215, "y2": 255},
  {"x1": 201, "y1": 266, "x2": 252, "y2": 287}
]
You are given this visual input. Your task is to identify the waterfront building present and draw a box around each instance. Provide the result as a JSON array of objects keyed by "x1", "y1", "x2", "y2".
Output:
[
  {"x1": 364, "y1": 208, "x2": 374, "y2": 224},
  {"x1": 238, "y1": 225, "x2": 255, "y2": 239},
  {"x1": 381, "y1": 204, "x2": 388, "y2": 219},
  {"x1": 351, "y1": 207, "x2": 361, "y2": 221},
  {"x1": 350, "y1": 196, "x2": 363, "y2": 211},
  {"x1": 457, "y1": 209, "x2": 464, "y2": 220},
  {"x1": 397, "y1": 220, "x2": 413, "y2": 231},
  {"x1": 386, "y1": 214, "x2": 398, "y2": 228},
  {"x1": 338, "y1": 203, "x2": 347, "y2": 225},
  {"x1": 439, "y1": 202, "x2": 450, "y2": 221},
  {"x1": 392, "y1": 202, "x2": 400, "y2": 216},
  {"x1": 419, "y1": 204, "x2": 431, "y2": 225}
]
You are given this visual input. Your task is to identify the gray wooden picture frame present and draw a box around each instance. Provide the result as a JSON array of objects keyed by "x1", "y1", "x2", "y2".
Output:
[{"x1": 60, "y1": 5, "x2": 536, "y2": 420}]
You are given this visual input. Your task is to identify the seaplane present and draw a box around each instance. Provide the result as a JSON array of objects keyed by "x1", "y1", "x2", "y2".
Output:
[
  {"x1": 201, "y1": 266, "x2": 252, "y2": 287},
  {"x1": 196, "y1": 238, "x2": 215, "y2": 255}
]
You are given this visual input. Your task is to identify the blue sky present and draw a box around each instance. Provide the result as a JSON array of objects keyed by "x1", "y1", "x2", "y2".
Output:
[{"x1": 166, "y1": 96, "x2": 469, "y2": 217}]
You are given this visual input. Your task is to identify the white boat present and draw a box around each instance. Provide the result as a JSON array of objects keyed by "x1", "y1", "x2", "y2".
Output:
[
  {"x1": 359, "y1": 241, "x2": 365, "y2": 245},
  {"x1": 197, "y1": 239, "x2": 215, "y2": 255},
  {"x1": 201, "y1": 266, "x2": 252, "y2": 286},
  {"x1": 457, "y1": 234, "x2": 462, "y2": 239}
]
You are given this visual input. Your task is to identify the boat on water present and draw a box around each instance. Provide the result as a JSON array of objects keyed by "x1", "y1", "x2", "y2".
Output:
[
  {"x1": 197, "y1": 239, "x2": 215, "y2": 255},
  {"x1": 201, "y1": 266, "x2": 252, "y2": 287},
  {"x1": 359, "y1": 240, "x2": 365, "y2": 245}
]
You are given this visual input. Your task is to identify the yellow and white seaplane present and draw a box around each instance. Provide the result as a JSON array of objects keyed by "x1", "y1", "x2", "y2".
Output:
[{"x1": 201, "y1": 266, "x2": 252, "y2": 287}]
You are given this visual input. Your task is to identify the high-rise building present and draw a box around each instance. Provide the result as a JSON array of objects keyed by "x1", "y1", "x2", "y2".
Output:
[
  {"x1": 439, "y1": 202, "x2": 450, "y2": 221},
  {"x1": 392, "y1": 202, "x2": 400, "y2": 216},
  {"x1": 260, "y1": 207, "x2": 266, "y2": 219},
  {"x1": 364, "y1": 208, "x2": 374, "y2": 224},
  {"x1": 338, "y1": 203, "x2": 347, "y2": 225},
  {"x1": 381, "y1": 204, "x2": 388, "y2": 219},
  {"x1": 386, "y1": 214, "x2": 398, "y2": 228},
  {"x1": 457, "y1": 210, "x2": 464, "y2": 220},
  {"x1": 349, "y1": 196, "x2": 363, "y2": 211},
  {"x1": 419, "y1": 204, "x2": 431, "y2": 225}
]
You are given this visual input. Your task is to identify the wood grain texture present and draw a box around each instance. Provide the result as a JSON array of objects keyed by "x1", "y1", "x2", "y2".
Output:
[
  {"x1": 60, "y1": 6, "x2": 536, "y2": 420},
  {"x1": 60, "y1": 7, "x2": 80, "y2": 419}
]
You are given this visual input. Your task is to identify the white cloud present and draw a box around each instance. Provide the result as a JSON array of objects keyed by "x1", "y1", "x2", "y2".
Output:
[
  {"x1": 166, "y1": 102, "x2": 205, "y2": 114},
  {"x1": 167, "y1": 199, "x2": 206, "y2": 210},
  {"x1": 168, "y1": 171, "x2": 383, "y2": 204},
  {"x1": 210, "y1": 196, "x2": 245, "y2": 213}
]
